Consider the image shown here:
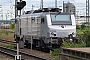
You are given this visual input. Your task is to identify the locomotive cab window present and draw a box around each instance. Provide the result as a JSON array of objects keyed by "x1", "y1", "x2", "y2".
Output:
[
  {"x1": 41, "y1": 17, "x2": 44, "y2": 24},
  {"x1": 31, "y1": 17, "x2": 35, "y2": 22},
  {"x1": 51, "y1": 14, "x2": 72, "y2": 25}
]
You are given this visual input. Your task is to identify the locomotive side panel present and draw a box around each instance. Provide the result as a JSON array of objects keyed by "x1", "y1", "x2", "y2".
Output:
[
  {"x1": 40, "y1": 16, "x2": 48, "y2": 37},
  {"x1": 15, "y1": 18, "x2": 20, "y2": 36},
  {"x1": 21, "y1": 17, "x2": 29, "y2": 35},
  {"x1": 21, "y1": 16, "x2": 42, "y2": 43},
  {"x1": 27, "y1": 17, "x2": 41, "y2": 38}
]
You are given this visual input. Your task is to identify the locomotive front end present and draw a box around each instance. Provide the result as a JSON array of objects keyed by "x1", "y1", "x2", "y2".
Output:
[
  {"x1": 48, "y1": 26, "x2": 76, "y2": 45},
  {"x1": 46, "y1": 13, "x2": 76, "y2": 47}
]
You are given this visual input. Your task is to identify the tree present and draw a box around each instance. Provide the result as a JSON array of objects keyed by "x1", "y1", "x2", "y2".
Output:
[
  {"x1": 81, "y1": 24, "x2": 86, "y2": 29},
  {"x1": 83, "y1": 28, "x2": 90, "y2": 47},
  {"x1": 76, "y1": 25, "x2": 81, "y2": 29},
  {"x1": 9, "y1": 22, "x2": 15, "y2": 30}
]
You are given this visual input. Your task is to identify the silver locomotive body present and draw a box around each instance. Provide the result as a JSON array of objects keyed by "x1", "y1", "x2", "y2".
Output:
[{"x1": 14, "y1": 8, "x2": 76, "y2": 49}]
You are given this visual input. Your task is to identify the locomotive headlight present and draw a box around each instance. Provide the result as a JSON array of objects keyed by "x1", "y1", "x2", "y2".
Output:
[
  {"x1": 54, "y1": 34, "x2": 56, "y2": 36},
  {"x1": 50, "y1": 30, "x2": 56, "y2": 36},
  {"x1": 51, "y1": 32, "x2": 56, "y2": 36},
  {"x1": 51, "y1": 32, "x2": 54, "y2": 35},
  {"x1": 72, "y1": 32, "x2": 75, "y2": 35}
]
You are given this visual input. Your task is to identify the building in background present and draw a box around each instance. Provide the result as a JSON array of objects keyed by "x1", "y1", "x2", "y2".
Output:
[
  {"x1": 0, "y1": 20, "x2": 15, "y2": 29},
  {"x1": 75, "y1": 16, "x2": 86, "y2": 25},
  {"x1": 63, "y1": 2, "x2": 76, "y2": 16}
]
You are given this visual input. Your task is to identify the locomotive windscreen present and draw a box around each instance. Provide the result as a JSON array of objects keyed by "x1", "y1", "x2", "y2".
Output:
[{"x1": 51, "y1": 14, "x2": 72, "y2": 25}]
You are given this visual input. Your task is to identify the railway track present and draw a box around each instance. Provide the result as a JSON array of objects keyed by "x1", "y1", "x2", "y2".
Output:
[
  {"x1": 0, "y1": 39, "x2": 52, "y2": 60},
  {"x1": 0, "y1": 39, "x2": 16, "y2": 45},
  {"x1": 0, "y1": 46, "x2": 48, "y2": 60}
]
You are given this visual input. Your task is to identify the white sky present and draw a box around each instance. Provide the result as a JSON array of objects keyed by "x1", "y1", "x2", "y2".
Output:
[
  {"x1": 0, "y1": 0, "x2": 86, "y2": 20},
  {"x1": 75, "y1": 0, "x2": 85, "y2": 3}
]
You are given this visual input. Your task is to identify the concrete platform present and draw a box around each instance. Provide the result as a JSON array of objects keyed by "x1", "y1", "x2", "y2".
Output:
[
  {"x1": 60, "y1": 48, "x2": 90, "y2": 60},
  {"x1": 65, "y1": 48, "x2": 90, "y2": 54}
]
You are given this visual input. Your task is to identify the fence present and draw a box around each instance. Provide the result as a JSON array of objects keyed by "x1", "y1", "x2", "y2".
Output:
[{"x1": 59, "y1": 48, "x2": 90, "y2": 60}]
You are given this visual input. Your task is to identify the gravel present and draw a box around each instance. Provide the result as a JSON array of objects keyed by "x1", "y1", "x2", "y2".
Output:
[
  {"x1": 20, "y1": 48, "x2": 53, "y2": 60},
  {"x1": 0, "y1": 41, "x2": 53, "y2": 60},
  {"x1": 0, "y1": 53, "x2": 14, "y2": 60}
]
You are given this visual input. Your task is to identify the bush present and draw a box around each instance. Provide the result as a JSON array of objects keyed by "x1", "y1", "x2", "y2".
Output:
[
  {"x1": 9, "y1": 22, "x2": 15, "y2": 30},
  {"x1": 61, "y1": 41, "x2": 86, "y2": 48},
  {"x1": 83, "y1": 28, "x2": 90, "y2": 47},
  {"x1": 81, "y1": 24, "x2": 86, "y2": 29},
  {"x1": 76, "y1": 25, "x2": 81, "y2": 29},
  {"x1": 50, "y1": 49, "x2": 60, "y2": 60},
  {"x1": 51, "y1": 49, "x2": 60, "y2": 56}
]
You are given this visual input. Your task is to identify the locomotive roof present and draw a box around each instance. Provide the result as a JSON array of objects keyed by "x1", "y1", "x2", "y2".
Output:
[
  {"x1": 17, "y1": 12, "x2": 73, "y2": 19},
  {"x1": 17, "y1": 8, "x2": 73, "y2": 18},
  {"x1": 25, "y1": 8, "x2": 62, "y2": 14}
]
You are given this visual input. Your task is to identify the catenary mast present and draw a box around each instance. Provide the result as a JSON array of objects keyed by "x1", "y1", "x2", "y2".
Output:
[{"x1": 86, "y1": 0, "x2": 89, "y2": 26}]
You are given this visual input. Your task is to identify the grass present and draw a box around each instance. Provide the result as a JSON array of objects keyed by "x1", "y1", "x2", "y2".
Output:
[
  {"x1": 0, "y1": 29, "x2": 14, "y2": 48},
  {"x1": 50, "y1": 49, "x2": 60, "y2": 60},
  {"x1": 61, "y1": 41, "x2": 86, "y2": 48},
  {"x1": 0, "y1": 29, "x2": 14, "y2": 41},
  {"x1": 76, "y1": 29, "x2": 84, "y2": 34},
  {"x1": 0, "y1": 33, "x2": 14, "y2": 40},
  {"x1": 1, "y1": 44, "x2": 14, "y2": 49}
]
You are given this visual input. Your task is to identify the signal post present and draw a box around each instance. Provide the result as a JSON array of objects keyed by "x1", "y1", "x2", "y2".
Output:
[{"x1": 15, "y1": 0, "x2": 26, "y2": 60}]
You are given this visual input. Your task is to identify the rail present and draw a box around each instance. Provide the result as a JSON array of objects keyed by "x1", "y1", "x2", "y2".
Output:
[
  {"x1": 0, "y1": 39, "x2": 16, "y2": 45},
  {"x1": 0, "y1": 46, "x2": 47, "y2": 60}
]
